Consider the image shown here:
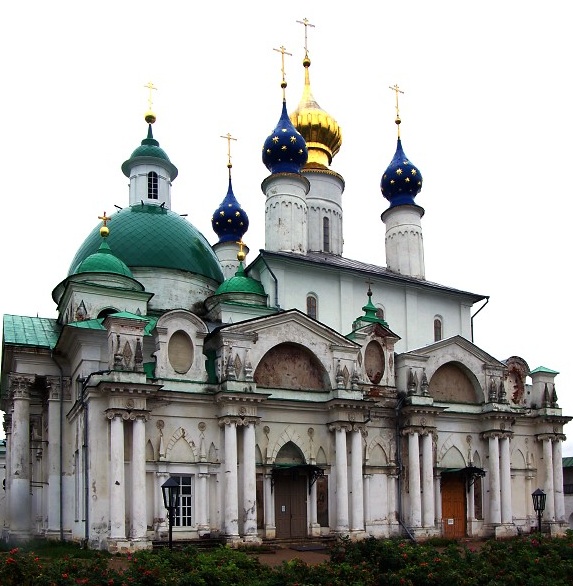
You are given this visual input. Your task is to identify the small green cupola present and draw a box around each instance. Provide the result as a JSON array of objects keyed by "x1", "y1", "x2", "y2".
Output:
[
  {"x1": 121, "y1": 97, "x2": 178, "y2": 209},
  {"x1": 351, "y1": 285, "x2": 389, "y2": 331}
]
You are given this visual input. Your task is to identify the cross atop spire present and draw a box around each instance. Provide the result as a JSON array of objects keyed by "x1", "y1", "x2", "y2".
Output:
[
  {"x1": 220, "y1": 132, "x2": 238, "y2": 170},
  {"x1": 296, "y1": 18, "x2": 315, "y2": 56},
  {"x1": 389, "y1": 83, "x2": 404, "y2": 137},
  {"x1": 273, "y1": 45, "x2": 292, "y2": 99}
]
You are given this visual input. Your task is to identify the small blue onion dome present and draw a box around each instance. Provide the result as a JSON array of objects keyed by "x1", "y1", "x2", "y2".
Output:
[
  {"x1": 212, "y1": 175, "x2": 249, "y2": 243},
  {"x1": 381, "y1": 138, "x2": 423, "y2": 207},
  {"x1": 262, "y1": 100, "x2": 308, "y2": 174}
]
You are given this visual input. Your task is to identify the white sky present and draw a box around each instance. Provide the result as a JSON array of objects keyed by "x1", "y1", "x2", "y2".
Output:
[{"x1": 1, "y1": 1, "x2": 572, "y2": 451}]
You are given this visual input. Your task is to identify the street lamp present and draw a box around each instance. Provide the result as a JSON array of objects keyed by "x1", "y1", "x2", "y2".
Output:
[
  {"x1": 531, "y1": 488, "x2": 546, "y2": 533},
  {"x1": 162, "y1": 477, "x2": 179, "y2": 549}
]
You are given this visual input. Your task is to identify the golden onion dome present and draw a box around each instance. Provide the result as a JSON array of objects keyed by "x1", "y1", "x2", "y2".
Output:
[{"x1": 289, "y1": 54, "x2": 342, "y2": 169}]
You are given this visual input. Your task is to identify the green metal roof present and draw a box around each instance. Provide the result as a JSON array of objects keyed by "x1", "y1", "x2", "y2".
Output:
[
  {"x1": 562, "y1": 457, "x2": 573, "y2": 468},
  {"x1": 68, "y1": 204, "x2": 224, "y2": 283},
  {"x1": 215, "y1": 263, "x2": 266, "y2": 296},
  {"x1": 73, "y1": 240, "x2": 133, "y2": 277},
  {"x1": 69, "y1": 314, "x2": 157, "y2": 335},
  {"x1": 530, "y1": 366, "x2": 559, "y2": 375},
  {"x1": 121, "y1": 125, "x2": 178, "y2": 179},
  {"x1": 3, "y1": 315, "x2": 61, "y2": 348}
]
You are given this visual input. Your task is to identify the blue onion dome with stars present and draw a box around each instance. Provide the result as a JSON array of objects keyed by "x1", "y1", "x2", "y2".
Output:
[
  {"x1": 262, "y1": 99, "x2": 308, "y2": 174},
  {"x1": 212, "y1": 170, "x2": 249, "y2": 244},
  {"x1": 381, "y1": 138, "x2": 423, "y2": 207}
]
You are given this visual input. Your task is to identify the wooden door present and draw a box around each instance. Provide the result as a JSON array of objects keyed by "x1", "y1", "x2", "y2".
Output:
[
  {"x1": 441, "y1": 473, "x2": 466, "y2": 538},
  {"x1": 274, "y1": 473, "x2": 307, "y2": 539}
]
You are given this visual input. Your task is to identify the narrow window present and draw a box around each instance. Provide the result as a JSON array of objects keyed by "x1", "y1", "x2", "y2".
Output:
[
  {"x1": 323, "y1": 217, "x2": 330, "y2": 252},
  {"x1": 434, "y1": 317, "x2": 443, "y2": 342},
  {"x1": 148, "y1": 171, "x2": 158, "y2": 199},
  {"x1": 376, "y1": 307, "x2": 385, "y2": 321},
  {"x1": 172, "y1": 475, "x2": 194, "y2": 527},
  {"x1": 307, "y1": 295, "x2": 317, "y2": 320}
]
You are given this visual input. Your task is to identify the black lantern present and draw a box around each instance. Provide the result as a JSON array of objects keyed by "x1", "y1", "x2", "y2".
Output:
[
  {"x1": 162, "y1": 477, "x2": 180, "y2": 549},
  {"x1": 531, "y1": 488, "x2": 546, "y2": 533}
]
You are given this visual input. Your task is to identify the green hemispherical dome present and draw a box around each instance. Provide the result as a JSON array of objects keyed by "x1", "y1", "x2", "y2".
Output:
[
  {"x1": 68, "y1": 204, "x2": 224, "y2": 283},
  {"x1": 74, "y1": 240, "x2": 133, "y2": 277},
  {"x1": 215, "y1": 264, "x2": 265, "y2": 296}
]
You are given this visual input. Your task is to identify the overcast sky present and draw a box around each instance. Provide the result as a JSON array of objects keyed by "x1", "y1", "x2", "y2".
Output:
[{"x1": 1, "y1": 1, "x2": 572, "y2": 451}]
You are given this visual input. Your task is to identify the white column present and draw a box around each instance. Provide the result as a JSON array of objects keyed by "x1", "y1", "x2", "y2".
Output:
[
  {"x1": 488, "y1": 435, "x2": 501, "y2": 524},
  {"x1": 197, "y1": 473, "x2": 209, "y2": 531},
  {"x1": 156, "y1": 471, "x2": 169, "y2": 534},
  {"x1": 264, "y1": 473, "x2": 275, "y2": 537},
  {"x1": 553, "y1": 439, "x2": 565, "y2": 521},
  {"x1": 434, "y1": 474, "x2": 442, "y2": 526},
  {"x1": 131, "y1": 416, "x2": 147, "y2": 540},
  {"x1": 309, "y1": 476, "x2": 319, "y2": 536},
  {"x1": 388, "y1": 472, "x2": 397, "y2": 527},
  {"x1": 109, "y1": 414, "x2": 126, "y2": 540},
  {"x1": 421, "y1": 432, "x2": 434, "y2": 528},
  {"x1": 364, "y1": 474, "x2": 371, "y2": 527},
  {"x1": 334, "y1": 426, "x2": 349, "y2": 532},
  {"x1": 467, "y1": 481, "x2": 475, "y2": 520},
  {"x1": 408, "y1": 431, "x2": 422, "y2": 527},
  {"x1": 242, "y1": 421, "x2": 257, "y2": 540},
  {"x1": 543, "y1": 437, "x2": 555, "y2": 520},
  {"x1": 46, "y1": 381, "x2": 61, "y2": 536},
  {"x1": 499, "y1": 436, "x2": 512, "y2": 524},
  {"x1": 9, "y1": 378, "x2": 32, "y2": 536},
  {"x1": 350, "y1": 427, "x2": 364, "y2": 532},
  {"x1": 223, "y1": 420, "x2": 239, "y2": 538}
]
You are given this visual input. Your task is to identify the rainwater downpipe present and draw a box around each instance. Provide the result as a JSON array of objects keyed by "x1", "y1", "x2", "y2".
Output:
[
  {"x1": 50, "y1": 351, "x2": 65, "y2": 542},
  {"x1": 470, "y1": 296, "x2": 490, "y2": 343},
  {"x1": 257, "y1": 252, "x2": 280, "y2": 309}
]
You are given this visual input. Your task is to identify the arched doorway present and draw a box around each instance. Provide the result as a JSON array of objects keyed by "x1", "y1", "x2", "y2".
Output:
[{"x1": 272, "y1": 442, "x2": 324, "y2": 539}]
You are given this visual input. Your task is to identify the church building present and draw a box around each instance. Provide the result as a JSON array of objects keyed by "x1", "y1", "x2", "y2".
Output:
[{"x1": 1, "y1": 35, "x2": 569, "y2": 551}]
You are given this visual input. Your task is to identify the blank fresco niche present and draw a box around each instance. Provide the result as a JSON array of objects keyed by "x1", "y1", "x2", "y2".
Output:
[
  {"x1": 168, "y1": 330, "x2": 194, "y2": 374},
  {"x1": 254, "y1": 342, "x2": 330, "y2": 391},
  {"x1": 429, "y1": 363, "x2": 476, "y2": 403},
  {"x1": 365, "y1": 340, "x2": 385, "y2": 384}
]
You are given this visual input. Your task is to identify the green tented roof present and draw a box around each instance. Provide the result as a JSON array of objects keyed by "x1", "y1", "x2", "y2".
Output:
[
  {"x1": 3, "y1": 315, "x2": 61, "y2": 348},
  {"x1": 68, "y1": 204, "x2": 224, "y2": 283},
  {"x1": 69, "y1": 314, "x2": 158, "y2": 335},
  {"x1": 530, "y1": 366, "x2": 559, "y2": 375}
]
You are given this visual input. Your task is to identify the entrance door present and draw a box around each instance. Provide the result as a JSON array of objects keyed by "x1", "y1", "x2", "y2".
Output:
[
  {"x1": 441, "y1": 473, "x2": 466, "y2": 538},
  {"x1": 274, "y1": 472, "x2": 307, "y2": 539}
]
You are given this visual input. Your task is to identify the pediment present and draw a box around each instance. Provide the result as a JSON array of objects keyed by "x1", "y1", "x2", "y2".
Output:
[
  {"x1": 405, "y1": 335, "x2": 505, "y2": 368},
  {"x1": 214, "y1": 309, "x2": 359, "y2": 350}
]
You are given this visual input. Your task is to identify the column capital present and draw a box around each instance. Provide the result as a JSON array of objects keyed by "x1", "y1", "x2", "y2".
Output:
[
  {"x1": 105, "y1": 409, "x2": 150, "y2": 422},
  {"x1": 536, "y1": 433, "x2": 566, "y2": 443},
  {"x1": 328, "y1": 423, "x2": 352, "y2": 433},
  {"x1": 10, "y1": 374, "x2": 34, "y2": 400},
  {"x1": 481, "y1": 430, "x2": 512, "y2": 440},
  {"x1": 218, "y1": 416, "x2": 241, "y2": 427},
  {"x1": 46, "y1": 376, "x2": 72, "y2": 401}
]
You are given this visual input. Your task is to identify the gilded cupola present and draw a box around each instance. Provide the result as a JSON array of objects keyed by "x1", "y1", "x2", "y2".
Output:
[{"x1": 290, "y1": 52, "x2": 342, "y2": 169}]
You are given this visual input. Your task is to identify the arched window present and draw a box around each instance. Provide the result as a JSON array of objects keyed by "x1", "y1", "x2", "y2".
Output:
[
  {"x1": 323, "y1": 217, "x2": 330, "y2": 252},
  {"x1": 307, "y1": 295, "x2": 317, "y2": 320},
  {"x1": 147, "y1": 171, "x2": 158, "y2": 199},
  {"x1": 376, "y1": 306, "x2": 385, "y2": 321},
  {"x1": 434, "y1": 316, "x2": 443, "y2": 342}
]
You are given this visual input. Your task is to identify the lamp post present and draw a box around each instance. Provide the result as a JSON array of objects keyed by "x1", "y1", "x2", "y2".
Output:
[
  {"x1": 531, "y1": 488, "x2": 546, "y2": 533},
  {"x1": 162, "y1": 477, "x2": 179, "y2": 550}
]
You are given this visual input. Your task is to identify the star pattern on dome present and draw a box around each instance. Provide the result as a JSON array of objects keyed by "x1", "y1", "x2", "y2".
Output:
[
  {"x1": 262, "y1": 101, "x2": 308, "y2": 174},
  {"x1": 381, "y1": 138, "x2": 423, "y2": 207}
]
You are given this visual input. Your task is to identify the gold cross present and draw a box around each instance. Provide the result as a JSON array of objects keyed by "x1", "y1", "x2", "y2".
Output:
[
  {"x1": 389, "y1": 83, "x2": 404, "y2": 135},
  {"x1": 220, "y1": 132, "x2": 238, "y2": 169},
  {"x1": 273, "y1": 45, "x2": 292, "y2": 98},
  {"x1": 144, "y1": 81, "x2": 157, "y2": 111},
  {"x1": 98, "y1": 211, "x2": 111, "y2": 227},
  {"x1": 296, "y1": 18, "x2": 315, "y2": 55}
]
